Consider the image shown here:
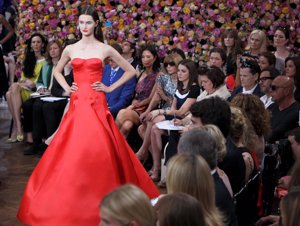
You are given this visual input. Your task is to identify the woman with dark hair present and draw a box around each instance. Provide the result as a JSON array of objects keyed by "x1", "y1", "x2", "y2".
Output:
[
  {"x1": 18, "y1": 5, "x2": 159, "y2": 225},
  {"x1": 115, "y1": 44, "x2": 160, "y2": 138},
  {"x1": 197, "y1": 65, "x2": 230, "y2": 101},
  {"x1": 5, "y1": 33, "x2": 46, "y2": 142},
  {"x1": 221, "y1": 29, "x2": 243, "y2": 76},
  {"x1": 285, "y1": 55, "x2": 300, "y2": 102},
  {"x1": 148, "y1": 59, "x2": 200, "y2": 181},
  {"x1": 273, "y1": 26, "x2": 291, "y2": 61}
]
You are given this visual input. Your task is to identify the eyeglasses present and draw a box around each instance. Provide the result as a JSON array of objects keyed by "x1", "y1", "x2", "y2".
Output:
[
  {"x1": 271, "y1": 85, "x2": 287, "y2": 91},
  {"x1": 259, "y1": 77, "x2": 273, "y2": 82},
  {"x1": 164, "y1": 61, "x2": 176, "y2": 68}
]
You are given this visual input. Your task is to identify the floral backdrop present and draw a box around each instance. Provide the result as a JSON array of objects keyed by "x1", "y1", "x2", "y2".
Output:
[{"x1": 16, "y1": 0, "x2": 300, "y2": 74}]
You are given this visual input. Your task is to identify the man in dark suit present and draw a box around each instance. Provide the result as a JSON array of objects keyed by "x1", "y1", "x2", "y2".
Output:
[
  {"x1": 102, "y1": 44, "x2": 136, "y2": 118},
  {"x1": 178, "y1": 128, "x2": 237, "y2": 226},
  {"x1": 229, "y1": 58, "x2": 263, "y2": 101}
]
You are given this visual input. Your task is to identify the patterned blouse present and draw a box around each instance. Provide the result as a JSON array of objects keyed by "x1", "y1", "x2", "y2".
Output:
[
  {"x1": 135, "y1": 70, "x2": 157, "y2": 101},
  {"x1": 156, "y1": 74, "x2": 177, "y2": 109}
]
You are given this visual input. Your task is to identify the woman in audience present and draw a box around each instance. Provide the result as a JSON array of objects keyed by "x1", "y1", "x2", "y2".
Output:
[
  {"x1": 5, "y1": 33, "x2": 46, "y2": 142},
  {"x1": 221, "y1": 29, "x2": 243, "y2": 77},
  {"x1": 197, "y1": 65, "x2": 231, "y2": 101},
  {"x1": 167, "y1": 153, "x2": 225, "y2": 226},
  {"x1": 284, "y1": 55, "x2": 300, "y2": 102},
  {"x1": 155, "y1": 193, "x2": 206, "y2": 226},
  {"x1": 245, "y1": 29, "x2": 268, "y2": 59},
  {"x1": 229, "y1": 106, "x2": 260, "y2": 226},
  {"x1": 231, "y1": 93, "x2": 271, "y2": 167},
  {"x1": 22, "y1": 40, "x2": 63, "y2": 144},
  {"x1": 148, "y1": 59, "x2": 200, "y2": 181},
  {"x1": 280, "y1": 187, "x2": 300, "y2": 226},
  {"x1": 116, "y1": 44, "x2": 160, "y2": 138},
  {"x1": 136, "y1": 53, "x2": 182, "y2": 162},
  {"x1": 258, "y1": 52, "x2": 277, "y2": 70},
  {"x1": 100, "y1": 184, "x2": 155, "y2": 226},
  {"x1": 273, "y1": 26, "x2": 291, "y2": 61}
]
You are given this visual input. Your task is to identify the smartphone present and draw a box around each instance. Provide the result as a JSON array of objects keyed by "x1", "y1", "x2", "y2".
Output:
[{"x1": 105, "y1": 21, "x2": 112, "y2": 28}]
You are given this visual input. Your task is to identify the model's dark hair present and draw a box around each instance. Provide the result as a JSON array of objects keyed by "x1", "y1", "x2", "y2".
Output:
[
  {"x1": 23, "y1": 33, "x2": 47, "y2": 78},
  {"x1": 198, "y1": 65, "x2": 225, "y2": 89},
  {"x1": 78, "y1": 5, "x2": 104, "y2": 42},
  {"x1": 285, "y1": 55, "x2": 300, "y2": 88},
  {"x1": 209, "y1": 47, "x2": 227, "y2": 66},
  {"x1": 137, "y1": 44, "x2": 161, "y2": 73},
  {"x1": 177, "y1": 59, "x2": 198, "y2": 94},
  {"x1": 190, "y1": 96, "x2": 231, "y2": 138},
  {"x1": 45, "y1": 40, "x2": 62, "y2": 65}
]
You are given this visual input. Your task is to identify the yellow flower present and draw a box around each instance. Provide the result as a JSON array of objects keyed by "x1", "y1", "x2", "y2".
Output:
[
  {"x1": 183, "y1": 7, "x2": 190, "y2": 14},
  {"x1": 32, "y1": 0, "x2": 39, "y2": 6},
  {"x1": 29, "y1": 22, "x2": 35, "y2": 30},
  {"x1": 148, "y1": 18, "x2": 153, "y2": 24},
  {"x1": 176, "y1": 0, "x2": 184, "y2": 7},
  {"x1": 65, "y1": 8, "x2": 71, "y2": 16},
  {"x1": 163, "y1": 37, "x2": 170, "y2": 45},
  {"x1": 174, "y1": 21, "x2": 181, "y2": 29}
]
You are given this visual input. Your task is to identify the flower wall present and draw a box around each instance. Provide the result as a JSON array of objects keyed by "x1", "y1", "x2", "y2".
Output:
[{"x1": 16, "y1": 0, "x2": 300, "y2": 74}]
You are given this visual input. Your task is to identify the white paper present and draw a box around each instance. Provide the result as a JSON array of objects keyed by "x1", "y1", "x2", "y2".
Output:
[
  {"x1": 30, "y1": 92, "x2": 50, "y2": 98},
  {"x1": 40, "y1": 97, "x2": 68, "y2": 102},
  {"x1": 155, "y1": 120, "x2": 185, "y2": 131}
]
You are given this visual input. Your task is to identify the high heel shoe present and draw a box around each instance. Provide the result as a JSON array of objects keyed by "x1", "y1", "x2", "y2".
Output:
[
  {"x1": 6, "y1": 137, "x2": 17, "y2": 143},
  {"x1": 17, "y1": 134, "x2": 24, "y2": 142},
  {"x1": 150, "y1": 168, "x2": 161, "y2": 182}
]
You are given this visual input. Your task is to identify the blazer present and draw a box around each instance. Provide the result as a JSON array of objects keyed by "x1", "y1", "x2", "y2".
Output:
[
  {"x1": 36, "y1": 62, "x2": 53, "y2": 90},
  {"x1": 102, "y1": 64, "x2": 136, "y2": 117},
  {"x1": 229, "y1": 84, "x2": 264, "y2": 102}
]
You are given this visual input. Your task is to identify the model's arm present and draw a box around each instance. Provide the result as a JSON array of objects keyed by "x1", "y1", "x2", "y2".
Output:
[
  {"x1": 0, "y1": 15, "x2": 14, "y2": 45},
  {"x1": 100, "y1": 46, "x2": 135, "y2": 93},
  {"x1": 53, "y1": 46, "x2": 72, "y2": 94}
]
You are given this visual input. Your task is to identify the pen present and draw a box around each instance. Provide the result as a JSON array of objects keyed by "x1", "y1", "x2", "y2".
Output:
[{"x1": 173, "y1": 112, "x2": 176, "y2": 126}]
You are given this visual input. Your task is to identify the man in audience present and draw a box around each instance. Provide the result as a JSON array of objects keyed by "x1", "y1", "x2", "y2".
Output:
[
  {"x1": 259, "y1": 67, "x2": 280, "y2": 109},
  {"x1": 229, "y1": 58, "x2": 263, "y2": 101},
  {"x1": 268, "y1": 76, "x2": 300, "y2": 143},
  {"x1": 102, "y1": 43, "x2": 136, "y2": 118},
  {"x1": 121, "y1": 39, "x2": 138, "y2": 69},
  {"x1": 178, "y1": 128, "x2": 237, "y2": 226}
]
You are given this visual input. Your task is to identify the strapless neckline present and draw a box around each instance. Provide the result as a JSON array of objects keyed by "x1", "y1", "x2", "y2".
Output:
[{"x1": 72, "y1": 58, "x2": 103, "y2": 63}]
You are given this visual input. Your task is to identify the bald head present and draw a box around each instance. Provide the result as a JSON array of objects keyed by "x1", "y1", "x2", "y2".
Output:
[
  {"x1": 273, "y1": 76, "x2": 294, "y2": 94},
  {"x1": 271, "y1": 75, "x2": 295, "y2": 106}
]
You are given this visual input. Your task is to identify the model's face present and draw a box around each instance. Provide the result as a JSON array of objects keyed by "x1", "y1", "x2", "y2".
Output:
[
  {"x1": 274, "y1": 30, "x2": 288, "y2": 48},
  {"x1": 240, "y1": 67, "x2": 258, "y2": 90},
  {"x1": 209, "y1": 52, "x2": 223, "y2": 68},
  {"x1": 224, "y1": 36, "x2": 235, "y2": 48},
  {"x1": 258, "y1": 56, "x2": 271, "y2": 70},
  {"x1": 78, "y1": 15, "x2": 96, "y2": 37},
  {"x1": 99, "y1": 209, "x2": 122, "y2": 226},
  {"x1": 31, "y1": 36, "x2": 44, "y2": 53},
  {"x1": 177, "y1": 64, "x2": 190, "y2": 82},
  {"x1": 285, "y1": 60, "x2": 296, "y2": 78},
  {"x1": 141, "y1": 50, "x2": 156, "y2": 68},
  {"x1": 199, "y1": 75, "x2": 215, "y2": 94},
  {"x1": 259, "y1": 71, "x2": 273, "y2": 93},
  {"x1": 49, "y1": 43, "x2": 61, "y2": 59},
  {"x1": 249, "y1": 33, "x2": 261, "y2": 50}
]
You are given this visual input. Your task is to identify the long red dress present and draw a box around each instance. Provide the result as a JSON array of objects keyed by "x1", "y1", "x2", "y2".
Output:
[{"x1": 18, "y1": 58, "x2": 160, "y2": 226}]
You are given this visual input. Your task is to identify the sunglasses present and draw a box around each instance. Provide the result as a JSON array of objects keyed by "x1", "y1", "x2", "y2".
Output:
[
  {"x1": 271, "y1": 85, "x2": 287, "y2": 91},
  {"x1": 164, "y1": 61, "x2": 176, "y2": 68},
  {"x1": 259, "y1": 77, "x2": 273, "y2": 82}
]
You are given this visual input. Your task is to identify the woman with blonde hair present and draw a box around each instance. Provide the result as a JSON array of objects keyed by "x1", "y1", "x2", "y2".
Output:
[
  {"x1": 245, "y1": 29, "x2": 268, "y2": 58},
  {"x1": 100, "y1": 184, "x2": 155, "y2": 226},
  {"x1": 167, "y1": 153, "x2": 225, "y2": 226}
]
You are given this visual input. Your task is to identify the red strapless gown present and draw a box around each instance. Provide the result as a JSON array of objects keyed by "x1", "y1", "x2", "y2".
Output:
[{"x1": 17, "y1": 58, "x2": 160, "y2": 226}]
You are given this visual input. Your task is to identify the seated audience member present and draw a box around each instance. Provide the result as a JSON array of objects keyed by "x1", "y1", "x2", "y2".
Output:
[
  {"x1": 258, "y1": 67, "x2": 280, "y2": 109},
  {"x1": 102, "y1": 43, "x2": 136, "y2": 118},
  {"x1": 155, "y1": 193, "x2": 206, "y2": 226},
  {"x1": 116, "y1": 44, "x2": 160, "y2": 138},
  {"x1": 244, "y1": 29, "x2": 268, "y2": 59},
  {"x1": 229, "y1": 58, "x2": 263, "y2": 101},
  {"x1": 197, "y1": 65, "x2": 231, "y2": 101},
  {"x1": 273, "y1": 26, "x2": 291, "y2": 71},
  {"x1": 5, "y1": 33, "x2": 47, "y2": 142},
  {"x1": 221, "y1": 29, "x2": 243, "y2": 78},
  {"x1": 0, "y1": 13, "x2": 14, "y2": 95},
  {"x1": 284, "y1": 55, "x2": 300, "y2": 102},
  {"x1": 177, "y1": 131, "x2": 237, "y2": 226},
  {"x1": 22, "y1": 40, "x2": 63, "y2": 145},
  {"x1": 280, "y1": 187, "x2": 300, "y2": 226},
  {"x1": 100, "y1": 184, "x2": 155, "y2": 226},
  {"x1": 258, "y1": 51, "x2": 278, "y2": 71},
  {"x1": 167, "y1": 47, "x2": 186, "y2": 60},
  {"x1": 166, "y1": 153, "x2": 227, "y2": 226},
  {"x1": 228, "y1": 106, "x2": 260, "y2": 226},
  {"x1": 135, "y1": 53, "x2": 182, "y2": 162},
  {"x1": 148, "y1": 59, "x2": 200, "y2": 181},
  {"x1": 121, "y1": 39, "x2": 138, "y2": 69},
  {"x1": 268, "y1": 76, "x2": 300, "y2": 143}
]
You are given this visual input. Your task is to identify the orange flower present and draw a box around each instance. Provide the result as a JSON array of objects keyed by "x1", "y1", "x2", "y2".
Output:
[
  {"x1": 281, "y1": 7, "x2": 289, "y2": 14},
  {"x1": 163, "y1": 37, "x2": 170, "y2": 45},
  {"x1": 176, "y1": 0, "x2": 184, "y2": 7}
]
